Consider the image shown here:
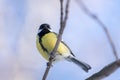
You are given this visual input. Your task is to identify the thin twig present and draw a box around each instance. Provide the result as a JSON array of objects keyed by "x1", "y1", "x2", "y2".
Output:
[
  {"x1": 75, "y1": 0, "x2": 119, "y2": 79},
  {"x1": 50, "y1": 0, "x2": 64, "y2": 58},
  {"x1": 60, "y1": 0, "x2": 63, "y2": 28},
  {"x1": 96, "y1": 19, "x2": 119, "y2": 60},
  {"x1": 63, "y1": 0, "x2": 70, "y2": 28},
  {"x1": 75, "y1": 0, "x2": 119, "y2": 60},
  {"x1": 86, "y1": 59, "x2": 120, "y2": 80},
  {"x1": 42, "y1": 58, "x2": 53, "y2": 80},
  {"x1": 42, "y1": 0, "x2": 70, "y2": 80}
]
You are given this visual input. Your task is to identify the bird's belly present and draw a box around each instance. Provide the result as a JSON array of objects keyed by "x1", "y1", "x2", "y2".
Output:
[{"x1": 53, "y1": 52, "x2": 65, "y2": 62}]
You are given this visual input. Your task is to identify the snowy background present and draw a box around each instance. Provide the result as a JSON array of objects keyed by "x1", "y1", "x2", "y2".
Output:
[{"x1": 0, "y1": 0, "x2": 120, "y2": 80}]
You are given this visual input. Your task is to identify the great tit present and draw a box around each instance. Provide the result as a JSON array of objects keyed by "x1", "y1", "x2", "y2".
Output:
[{"x1": 36, "y1": 23, "x2": 91, "y2": 72}]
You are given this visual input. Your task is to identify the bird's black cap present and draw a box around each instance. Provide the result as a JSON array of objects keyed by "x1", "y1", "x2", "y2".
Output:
[{"x1": 39, "y1": 23, "x2": 51, "y2": 30}]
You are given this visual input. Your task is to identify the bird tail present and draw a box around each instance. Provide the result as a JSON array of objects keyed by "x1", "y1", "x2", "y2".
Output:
[{"x1": 67, "y1": 57, "x2": 91, "y2": 72}]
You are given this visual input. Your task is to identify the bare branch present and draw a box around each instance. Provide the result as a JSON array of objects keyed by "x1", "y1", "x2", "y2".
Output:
[
  {"x1": 96, "y1": 19, "x2": 119, "y2": 60},
  {"x1": 42, "y1": 0, "x2": 70, "y2": 80},
  {"x1": 75, "y1": 0, "x2": 119, "y2": 79},
  {"x1": 42, "y1": 61, "x2": 52, "y2": 80},
  {"x1": 75, "y1": 0, "x2": 119, "y2": 60},
  {"x1": 86, "y1": 59, "x2": 120, "y2": 80},
  {"x1": 50, "y1": 0, "x2": 70, "y2": 62},
  {"x1": 63, "y1": 0, "x2": 70, "y2": 28},
  {"x1": 60, "y1": 0, "x2": 63, "y2": 28}
]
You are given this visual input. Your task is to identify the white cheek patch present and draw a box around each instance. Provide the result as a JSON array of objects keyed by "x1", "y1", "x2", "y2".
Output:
[
  {"x1": 49, "y1": 29, "x2": 52, "y2": 32},
  {"x1": 38, "y1": 29, "x2": 52, "y2": 33},
  {"x1": 38, "y1": 29, "x2": 42, "y2": 33}
]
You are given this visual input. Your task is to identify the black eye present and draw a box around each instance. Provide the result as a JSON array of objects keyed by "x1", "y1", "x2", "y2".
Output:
[{"x1": 39, "y1": 23, "x2": 51, "y2": 30}]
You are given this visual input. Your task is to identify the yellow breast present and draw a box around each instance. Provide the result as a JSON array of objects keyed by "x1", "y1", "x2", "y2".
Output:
[
  {"x1": 36, "y1": 32, "x2": 71, "y2": 61},
  {"x1": 36, "y1": 35, "x2": 49, "y2": 60}
]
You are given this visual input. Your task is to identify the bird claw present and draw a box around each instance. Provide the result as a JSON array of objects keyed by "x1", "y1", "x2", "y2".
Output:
[{"x1": 47, "y1": 62, "x2": 53, "y2": 67}]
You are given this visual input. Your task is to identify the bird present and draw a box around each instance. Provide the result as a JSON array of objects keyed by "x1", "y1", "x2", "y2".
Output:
[{"x1": 36, "y1": 23, "x2": 91, "y2": 72}]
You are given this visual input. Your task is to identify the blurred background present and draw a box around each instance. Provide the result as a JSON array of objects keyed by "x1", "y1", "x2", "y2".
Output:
[{"x1": 0, "y1": 0, "x2": 120, "y2": 80}]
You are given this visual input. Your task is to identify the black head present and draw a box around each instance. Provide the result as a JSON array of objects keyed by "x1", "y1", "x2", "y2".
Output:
[
  {"x1": 38, "y1": 23, "x2": 51, "y2": 37},
  {"x1": 39, "y1": 23, "x2": 51, "y2": 30}
]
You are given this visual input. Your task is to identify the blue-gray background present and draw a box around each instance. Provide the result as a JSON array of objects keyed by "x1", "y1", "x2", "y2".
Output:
[{"x1": 0, "y1": 0, "x2": 120, "y2": 80}]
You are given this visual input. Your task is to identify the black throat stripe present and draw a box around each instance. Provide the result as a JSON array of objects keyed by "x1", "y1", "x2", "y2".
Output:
[
  {"x1": 38, "y1": 29, "x2": 50, "y2": 52},
  {"x1": 38, "y1": 29, "x2": 50, "y2": 38},
  {"x1": 39, "y1": 38, "x2": 48, "y2": 52}
]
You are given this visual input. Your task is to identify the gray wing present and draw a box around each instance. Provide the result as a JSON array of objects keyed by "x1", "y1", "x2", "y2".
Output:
[
  {"x1": 61, "y1": 41, "x2": 75, "y2": 57},
  {"x1": 53, "y1": 32, "x2": 75, "y2": 57}
]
